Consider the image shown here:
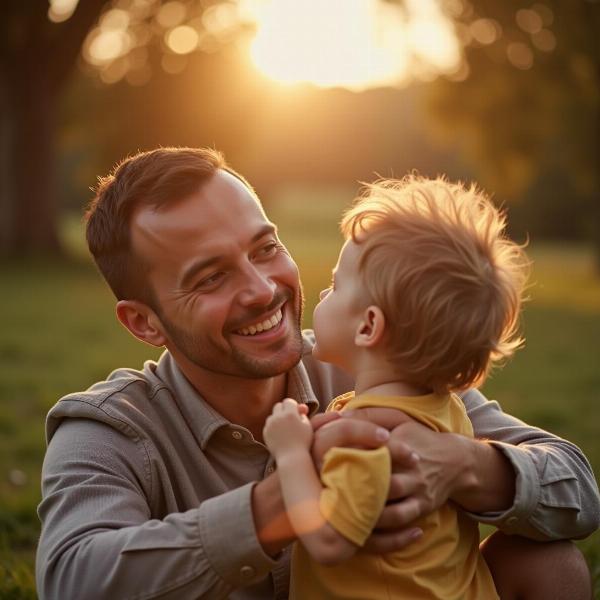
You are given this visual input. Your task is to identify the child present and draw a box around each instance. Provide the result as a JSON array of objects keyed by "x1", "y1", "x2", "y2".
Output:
[{"x1": 263, "y1": 176, "x2": 530, "y2": 599}]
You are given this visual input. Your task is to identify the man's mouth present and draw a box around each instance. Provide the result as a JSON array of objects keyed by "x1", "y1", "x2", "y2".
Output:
[{"x1": 236, "y1": 308, "x2": 284, "y2": 336}]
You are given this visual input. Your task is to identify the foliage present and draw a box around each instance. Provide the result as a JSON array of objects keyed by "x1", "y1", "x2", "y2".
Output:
[{"x1": 426, "y1": 0, "x2": 600, "y2": 257}]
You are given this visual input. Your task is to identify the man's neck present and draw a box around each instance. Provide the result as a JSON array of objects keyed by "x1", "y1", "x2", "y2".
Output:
[{"x1": 176, "y1": 358, "x2": 287, "y2": 442}]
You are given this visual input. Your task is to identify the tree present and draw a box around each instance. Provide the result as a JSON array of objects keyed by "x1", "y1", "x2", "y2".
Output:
[
  {"x1": 0, "y1": 0, "x2": 106, "y2": 254},
  {"x1": 0, "y1": 0, "x2": 243, "y2": 256}
]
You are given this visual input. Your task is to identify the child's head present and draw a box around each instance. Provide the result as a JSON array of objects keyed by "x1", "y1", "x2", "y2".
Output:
[{"x1": 313, "y1": 175, "x2": 530, "y2": 394}]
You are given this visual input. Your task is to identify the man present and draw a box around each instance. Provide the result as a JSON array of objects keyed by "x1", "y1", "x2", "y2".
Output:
[{"x1": 37, "y1": 147, "x2": 599, "y2": 599}]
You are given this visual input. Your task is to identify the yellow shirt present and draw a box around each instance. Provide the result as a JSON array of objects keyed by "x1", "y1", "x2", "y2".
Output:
[{"x1": 290, "y1": 392, "x2": 499, "y2": 600}]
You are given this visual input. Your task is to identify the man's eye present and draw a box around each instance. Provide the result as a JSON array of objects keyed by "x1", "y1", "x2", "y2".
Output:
[
  {"x1": 196, "y1": 272, "x2": 225, "y2": 289},
  {"x1": 257, "y1": 241, "x2": 279, "y2": 257}
]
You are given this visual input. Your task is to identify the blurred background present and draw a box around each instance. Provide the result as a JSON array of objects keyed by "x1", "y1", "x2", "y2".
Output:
[{"x1": 1, "y1": 0, "x2": 599, "y2": 596}]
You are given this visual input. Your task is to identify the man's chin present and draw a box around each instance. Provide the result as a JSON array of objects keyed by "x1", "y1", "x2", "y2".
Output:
[{"x1": 231, "y1": 341, "x2": 304, "y2": 379}]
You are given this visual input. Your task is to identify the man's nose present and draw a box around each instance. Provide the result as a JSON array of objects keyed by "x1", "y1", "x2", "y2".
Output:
[{"x1": 238, "y1": 264, "x2": 277, "y2": 306}]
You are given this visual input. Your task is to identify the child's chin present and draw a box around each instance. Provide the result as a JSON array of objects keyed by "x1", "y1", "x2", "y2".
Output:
[{"x1": 312, "y1": 344, "x2": 337, "y2": 368}]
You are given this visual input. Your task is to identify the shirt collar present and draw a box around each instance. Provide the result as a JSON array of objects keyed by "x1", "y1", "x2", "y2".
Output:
[{"x1": 152, "y1": 349, "x2": 320, "y2": 449}]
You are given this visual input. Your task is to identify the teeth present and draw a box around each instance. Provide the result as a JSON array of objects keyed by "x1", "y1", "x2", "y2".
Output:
[{"x1": 238, "y1": 309, "x2": 283, "y2": 336}]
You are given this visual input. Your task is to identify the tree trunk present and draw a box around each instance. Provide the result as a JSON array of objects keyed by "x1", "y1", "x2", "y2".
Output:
[
  {"x1": 0, "y1": 83, "x2": 17, "y2": 254},
  {"x1": 9, "y1": 74, "x2": 62, "y2": 255},
  {"x1": 0, "y1": 0, "x2": 107, "y2": 257}
]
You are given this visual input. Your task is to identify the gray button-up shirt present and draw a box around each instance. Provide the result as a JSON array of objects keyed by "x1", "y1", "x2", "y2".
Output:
[{"x1": 36, "y1": 332, "x2": 600, "y2": 599}]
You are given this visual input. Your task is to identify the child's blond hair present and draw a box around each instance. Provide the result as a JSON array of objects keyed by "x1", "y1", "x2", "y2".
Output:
[{"x1": 341, "y1": 175, "x2": 530, "y2": 394}]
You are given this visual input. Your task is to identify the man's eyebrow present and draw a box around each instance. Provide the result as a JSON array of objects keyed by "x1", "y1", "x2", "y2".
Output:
[
  {"x1": 178, "y1": 224, "x2": 278, "y2": 289},
  {"x1": 252, "y1": 223, "x2": 277, "y2": 243}
]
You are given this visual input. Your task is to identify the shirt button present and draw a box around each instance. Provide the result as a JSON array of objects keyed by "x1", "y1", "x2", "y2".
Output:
[
  {"x1": 231, "y1": 430, "x2": 243, "y2": 440},
  {"x1": 506, "y1": 516, "x2": 518, "y2": 526},
  {"x1": 240, "y1": 565, "x2": 255, "y2": 579}
]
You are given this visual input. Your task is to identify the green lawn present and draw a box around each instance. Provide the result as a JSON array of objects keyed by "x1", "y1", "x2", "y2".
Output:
[{"x1": 1, "y1": 198, "x2": 599, "y2": 597}]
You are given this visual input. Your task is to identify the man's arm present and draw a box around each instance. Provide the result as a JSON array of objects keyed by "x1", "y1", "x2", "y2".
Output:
[
  {"x1": 37, "y1": 419, "x2": 277, "y2": 600},
  {"x1": 312, "y1": 390, "x2": 600, "y2": 547},
  {"x1": 462, "y1": 388, "x2": 600, "y2": 539}
]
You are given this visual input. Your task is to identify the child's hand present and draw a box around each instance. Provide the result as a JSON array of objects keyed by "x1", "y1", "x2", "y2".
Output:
[{"x1": 263, "y1": 398, "x2": 313, "y2": 458}]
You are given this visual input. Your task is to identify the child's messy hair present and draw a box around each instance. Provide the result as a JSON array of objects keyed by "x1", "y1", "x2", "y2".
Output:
[{"x1": 341, "y1": 175, "x2": 530, "y2": 394}]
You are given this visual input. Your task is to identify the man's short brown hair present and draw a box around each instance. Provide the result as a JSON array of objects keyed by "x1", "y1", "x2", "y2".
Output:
[
  {"x1": 342, "y1": 175, "x2": 530, "y2": 394},
  {"x1": 85, "y1": 147, "x2": 247, "y2": 305}
]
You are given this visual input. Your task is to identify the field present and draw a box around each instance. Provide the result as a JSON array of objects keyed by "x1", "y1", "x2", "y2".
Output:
[{"x1": 1, "y1": 191, "x2": 599, "y2": 598}]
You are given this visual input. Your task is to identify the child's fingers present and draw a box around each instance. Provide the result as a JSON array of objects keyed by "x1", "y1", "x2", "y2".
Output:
[
  {"x1": 282, "y1": 397, "x2": 298, "y2": 411},
  {"x1": 297, "y1": 403, "x2": 309, "y2": 416}
]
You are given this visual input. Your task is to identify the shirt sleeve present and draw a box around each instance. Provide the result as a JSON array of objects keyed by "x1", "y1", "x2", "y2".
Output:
[
  {"x1": 36, "y1": 419, "x2": 277, "y2": 600},
  {"x1": 461, "y1": 388, "x2": 600, "y2": 540},
  {"x1": 319, "y1": 446, "x2": 391, "y2": 546}
]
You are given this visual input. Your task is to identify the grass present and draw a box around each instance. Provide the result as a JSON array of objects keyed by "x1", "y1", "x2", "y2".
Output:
[{"x1": 1, "y1": 192, "x2": 599, "y2": 597}]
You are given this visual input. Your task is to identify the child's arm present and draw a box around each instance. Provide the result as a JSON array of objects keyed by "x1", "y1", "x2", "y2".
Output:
[{"x1": 263, "y1": 398, "x2": 359, "y2": 565}]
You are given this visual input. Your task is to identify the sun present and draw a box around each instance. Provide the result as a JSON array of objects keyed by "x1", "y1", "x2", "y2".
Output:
[{"x1": 242, "y1": 0, "x2": 461, "y2": 91}]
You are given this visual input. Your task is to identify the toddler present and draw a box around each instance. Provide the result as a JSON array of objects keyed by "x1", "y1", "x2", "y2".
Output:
[{"x1": 263, "y1": 176, "x2": 529, "y2": 599}]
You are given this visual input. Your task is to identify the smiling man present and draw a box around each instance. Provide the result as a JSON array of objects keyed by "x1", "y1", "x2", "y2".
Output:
[
  {"x1": 119, "y1": 167, "x2": 305, "y2": 440},
  {"x1": 36, "y1": 148, "x2": 599, "y2": 599}
]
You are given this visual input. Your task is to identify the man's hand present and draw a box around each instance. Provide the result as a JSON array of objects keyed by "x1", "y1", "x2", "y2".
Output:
[
  {"x1": 312, "y1": 406, "x2": 516, "y2": 554},
  {"x1": 369, "y1": 420, "x2": 472, "y2": 552},
  {"x1": 360, "y1": 408, "x2": 515, "y2": 516},
  {"x1": 310, "y1": 411, "x2": 392, "y2": 469}
]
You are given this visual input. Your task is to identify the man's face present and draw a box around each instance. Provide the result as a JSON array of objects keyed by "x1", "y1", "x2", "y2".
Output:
[
  {"x1": 130, "y1": 170, "x2": 304, "y2": 379},
  {"x1": 312, "y1": 239, "x2": 367, "y2": 373}
]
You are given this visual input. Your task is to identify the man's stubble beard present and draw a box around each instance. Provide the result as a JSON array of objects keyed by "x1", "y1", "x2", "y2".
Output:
[{"x1": 157, "y1": 284, "x2": 305, "y2": 379}]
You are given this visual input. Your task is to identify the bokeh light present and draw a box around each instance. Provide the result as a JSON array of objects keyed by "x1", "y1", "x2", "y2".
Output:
[
  {"x1": 87, "y1": 29, "x2": 131, "y2": 65},
  {"x1": 48, "y1": 0, "x2": 79, "y2": 23},
  {"x1": 469, "y1": 18, "x2": 501, "y2": 45},
  {"x1": 531, "y1": 28, "x2": 557, "y2": 52},
  {"x1": 506, "y1": 42, "x2": 534, "y2": 70},
  {"x1": 515, "y1": 9, "x2": 543, "y2": 34},
  {"x1": 165, "y1": 25, "x2": 199, "y2": 54},
  {"x1": 156, "y1": 1, "x2": 187, "y2": 28}
]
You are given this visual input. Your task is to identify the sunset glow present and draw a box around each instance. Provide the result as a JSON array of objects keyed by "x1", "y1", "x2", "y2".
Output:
[{"x1": 243, "y1": 0, "x2": 461, "y2": 90}]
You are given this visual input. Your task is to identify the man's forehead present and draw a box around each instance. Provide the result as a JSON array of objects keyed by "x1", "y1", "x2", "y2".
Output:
[
  {"x1": 132, "y1": 171, "x2": 265, "y2": 237},
  {"x1": 129, "y1": 172, "x2": 274, "y2": 272}
]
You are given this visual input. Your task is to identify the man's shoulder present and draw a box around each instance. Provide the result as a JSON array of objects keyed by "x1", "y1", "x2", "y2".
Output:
[{"x1": 46, "y1": 360, "x2": 168, "y2": 444}]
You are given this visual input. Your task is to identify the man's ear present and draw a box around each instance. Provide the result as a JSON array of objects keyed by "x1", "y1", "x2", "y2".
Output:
[
  {"x1": 355, "y1": 305, "x2": 386, "y2": 348},
  {"x1": 116, "y1": 300, "x2": 167, "y2": 347}
]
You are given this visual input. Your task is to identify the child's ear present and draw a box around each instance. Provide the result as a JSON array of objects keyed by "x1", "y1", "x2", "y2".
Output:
[
  {"x1": 355, "y1": 305, "x2": 386, "y2": 348},
  {"x1": 116, "y1": 300, "x2": 167, "y2": 347}
]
